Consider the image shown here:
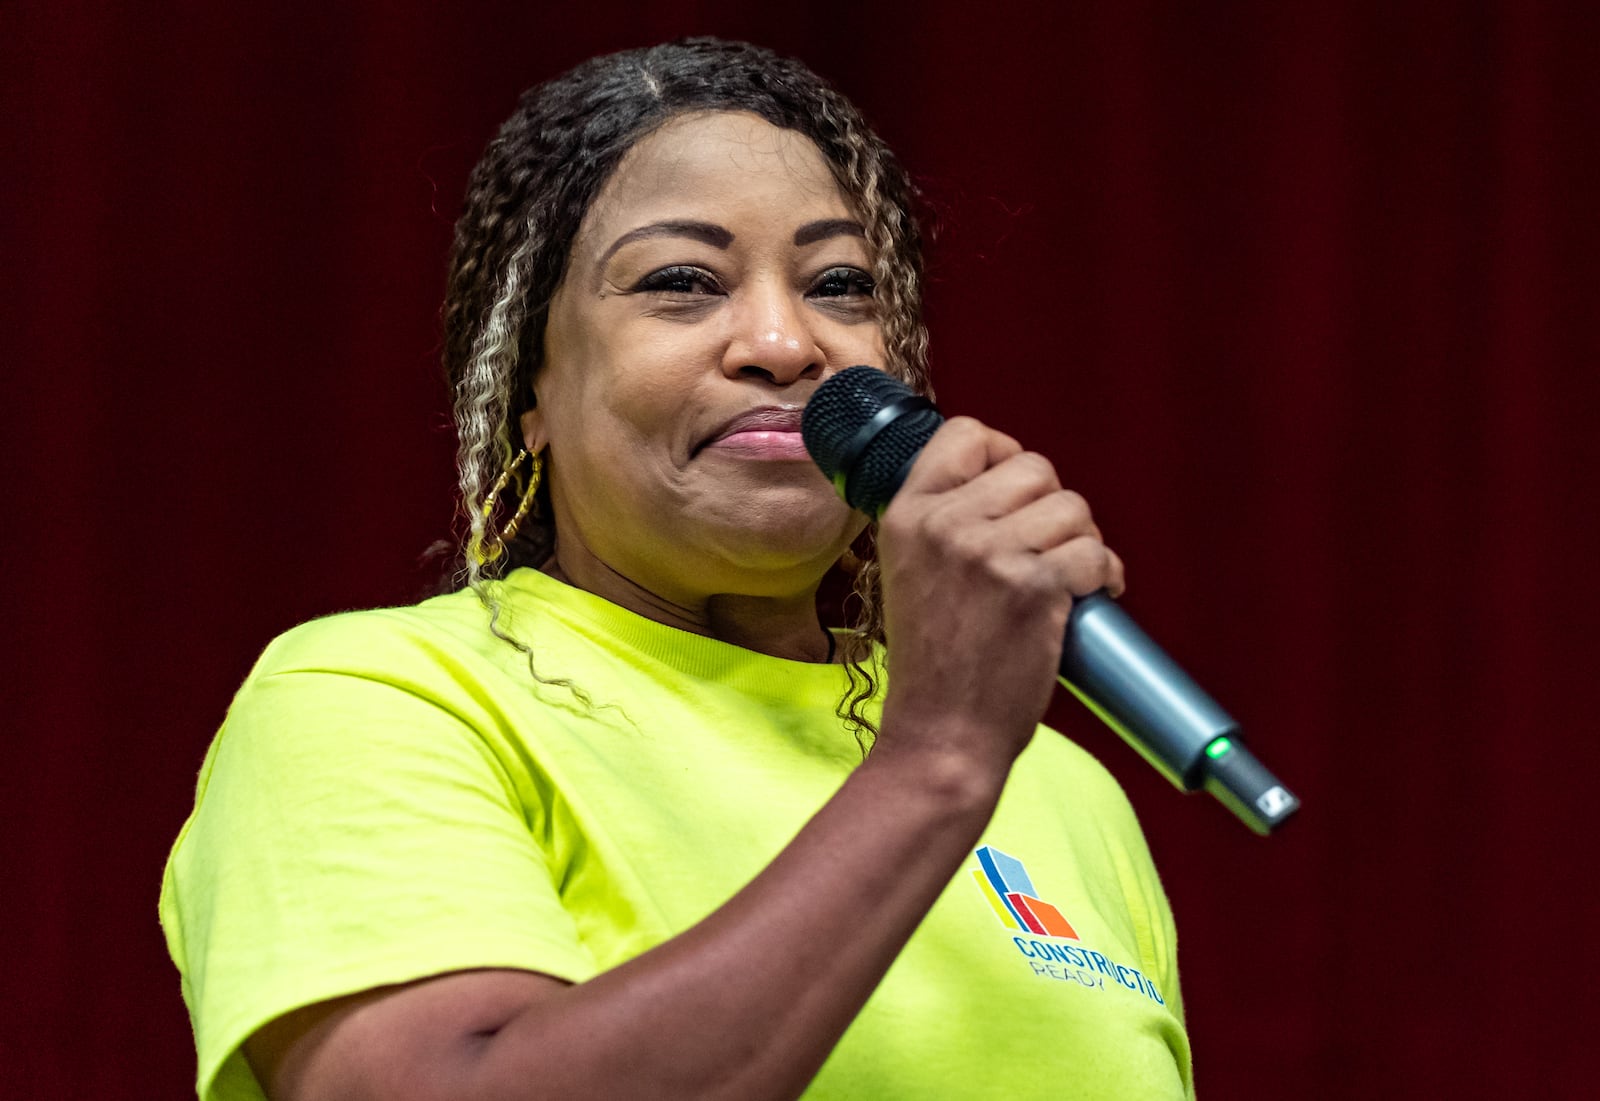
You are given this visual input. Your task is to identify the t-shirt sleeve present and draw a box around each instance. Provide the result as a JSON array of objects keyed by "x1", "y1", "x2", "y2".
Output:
[
  {"x1": 1107, "y1": 800, "x2": 1185, "y2": 1026},
  {"x1": 1025, "y1": 727, "x2": 1187, "y2": 1024},
  {"x1": 160, "y1": 614, "x2": 596, "y2": 1101}
]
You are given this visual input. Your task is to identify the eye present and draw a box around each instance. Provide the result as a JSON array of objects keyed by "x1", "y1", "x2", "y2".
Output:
[
  {"x1": 634, "y1": 265, "x2": 723, "y2": 296},
  {"x1": 809, "y1": 266, "x2": 876, "y2": 299}
]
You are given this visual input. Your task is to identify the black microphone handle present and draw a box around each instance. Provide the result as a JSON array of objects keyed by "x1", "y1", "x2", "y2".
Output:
[{"x1": 1060, "y1": 592, "x2": 1299, "y2": 835}]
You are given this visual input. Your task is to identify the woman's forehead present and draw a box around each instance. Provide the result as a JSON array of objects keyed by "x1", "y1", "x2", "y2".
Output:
[{"x1": 574, "y1": 112, "x2": 854, "y2": 249}]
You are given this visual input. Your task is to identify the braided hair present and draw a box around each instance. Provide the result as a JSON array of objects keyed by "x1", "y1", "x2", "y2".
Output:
[{"x1": 444, "y1": 38, "x2": 929, "y2": 742}]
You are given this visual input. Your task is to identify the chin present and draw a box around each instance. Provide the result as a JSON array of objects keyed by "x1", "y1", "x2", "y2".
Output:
[{"x1": 700, "y1": 501, "x2": 864, "y2": 580}]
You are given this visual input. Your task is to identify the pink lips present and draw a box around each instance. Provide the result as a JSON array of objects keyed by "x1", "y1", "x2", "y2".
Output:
[{"x1": 701, "y1": 406, "x2": 811, "y2": 461}]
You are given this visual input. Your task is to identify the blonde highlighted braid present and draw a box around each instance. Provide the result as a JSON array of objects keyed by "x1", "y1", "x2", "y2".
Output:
[{"x1": 442, "y1": 38, "x2": 931, "y2": 743}]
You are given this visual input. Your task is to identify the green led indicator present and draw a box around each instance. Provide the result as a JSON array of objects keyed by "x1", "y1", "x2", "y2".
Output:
[{"x1": 1205, "y1": 737, "x2": 1234, "y2": 760}]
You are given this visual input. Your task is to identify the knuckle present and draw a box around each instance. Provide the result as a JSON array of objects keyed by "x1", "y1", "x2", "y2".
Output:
[
  {"x1": 908, "y1": 503, "x2": 980, "y2": 560},
  {"x1": 948, "y1": 521, "x2": 994, "y2": 565},
  {"x1": 1087, "y1": 541, "x2": 1113, "y2": 574},
  {"x1": 1022, "y1": 563, "x2": 1065, "y2": 601},
  {"x1": 1016, "y1": 451, "x2": 1059, "y2": 484},
  {"x1": 878, "y1": 504, "x2": 913, "y2": 541},
  {"x1": 1056, "y1": 488, "x2": 1091, "y2": 521},
  {"x1": 1106, "y1": 550, "x2": 1128, "y2": 594},
  {"x1": 991, "y1": 428, "x2": 1023, "y2": 453},
  {"x1": 1005, "y1": 548, "x2": 1062, "y2": 590},
  {"x1": 909, "y1": 504, "x2": 944, "y2": 543},
  {"x1": 992, "y1": 554, "x2": 1042, "y2": 595},
  {"x1": 939, "y1": 416, "x2": 986, "y2": 447},
  {"x1": 944, "y1": 417, "x2": 1020, "y2": 455},
  {"x1": 1068, "y1": 540, "x2": 1113, "y2": 586}
]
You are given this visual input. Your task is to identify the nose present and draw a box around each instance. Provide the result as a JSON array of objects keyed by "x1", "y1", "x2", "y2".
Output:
[{"x1": 722, "y1": 279, "x2": 824, "y2": 386}]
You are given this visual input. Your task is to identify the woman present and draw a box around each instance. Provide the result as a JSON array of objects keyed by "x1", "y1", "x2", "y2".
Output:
[{"x1": 162, "y1": 39, "x2": 1193, "y2": 1101}]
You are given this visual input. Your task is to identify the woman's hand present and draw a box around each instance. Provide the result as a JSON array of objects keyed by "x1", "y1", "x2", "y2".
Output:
[{"x1": 873, "y1": 416, "x2": 1125, "y2": 777}]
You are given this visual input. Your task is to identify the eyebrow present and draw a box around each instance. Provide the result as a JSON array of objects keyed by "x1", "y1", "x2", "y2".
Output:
[
  {"x1": 599, "y1": 220, "x2": 733, "y2": 266},
  {"x1": 794, "y1": 218, "x2": 866, "y2": 247}
]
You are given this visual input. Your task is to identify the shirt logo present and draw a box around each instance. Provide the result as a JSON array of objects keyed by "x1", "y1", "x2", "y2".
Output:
[
  {"x1": 969, "y1": 844, "x2": 1167, "y2": 1006},
  {"x1": 970, "y1": 844, "x2": 1080, "y2": 939}
]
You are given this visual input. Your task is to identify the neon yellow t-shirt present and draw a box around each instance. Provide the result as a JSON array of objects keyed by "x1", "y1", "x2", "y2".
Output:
[{"x1": 161, "y1": 568, "x2": 1193, "y2": 1100}]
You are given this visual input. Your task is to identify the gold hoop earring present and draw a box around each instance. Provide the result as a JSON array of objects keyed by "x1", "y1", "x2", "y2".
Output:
[{"x1": 476, "y1": 448, "x2": 543, "y2": 564}]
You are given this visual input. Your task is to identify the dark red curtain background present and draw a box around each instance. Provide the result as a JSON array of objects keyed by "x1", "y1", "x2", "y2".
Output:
[{"x1": 6, "y1": 2, "x2": 1597, "y2": 1097}]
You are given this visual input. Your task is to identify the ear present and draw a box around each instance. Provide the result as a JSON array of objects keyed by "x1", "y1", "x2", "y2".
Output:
[{"x1": 519, "y1": 406, "x2": 548, "y2": 456}]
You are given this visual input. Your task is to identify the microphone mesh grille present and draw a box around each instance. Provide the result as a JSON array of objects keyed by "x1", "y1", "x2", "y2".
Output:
[{"x1": 802, "y1": 367, "x2": 943, "y2": 515}]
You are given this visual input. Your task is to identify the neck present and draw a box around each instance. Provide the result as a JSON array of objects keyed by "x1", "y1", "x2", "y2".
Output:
[{"x1": 542, "y1": 542, "x2": 837, "y2": 664}]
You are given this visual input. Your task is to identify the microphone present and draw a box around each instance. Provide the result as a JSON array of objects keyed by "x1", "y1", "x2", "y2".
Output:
[{"x1": 802, "y1": 366, "x2": 1300, "y2": 835}]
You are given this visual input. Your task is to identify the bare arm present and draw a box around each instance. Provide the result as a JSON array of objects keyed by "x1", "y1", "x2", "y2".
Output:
[{"x1": 248, "y1": 418, "x2": 1124, "y2": 1101}]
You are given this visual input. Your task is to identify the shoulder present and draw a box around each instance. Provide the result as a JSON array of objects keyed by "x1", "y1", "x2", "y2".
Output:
[
  {"x1": 1004, "y1": 726, "x2": 1166, "y2": 895},
  {"x1": 1014, "y1": 725, "x2": 1140, "y2": 821},
  {"x1": 250, "y1": 586, "x2": 496, "y2": 682},
  {"x1": 199, "y1": 587, "x2": 525, "y2": 787}
]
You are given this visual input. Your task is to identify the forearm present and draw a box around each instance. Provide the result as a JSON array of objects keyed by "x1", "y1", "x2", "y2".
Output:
[
  {"x1": 260, "y1": 733, "x2": 1013, "y2": 1101},
  {"x1": 470, "y1": 739, "x2": 1004, "y2": 1100}
]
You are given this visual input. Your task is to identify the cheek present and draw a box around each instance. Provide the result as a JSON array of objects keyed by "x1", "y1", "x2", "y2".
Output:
[
  {"x1": 869, "y1": 319, "x2": 891, "y2": 360},
  {"x1": 600, "y1": 380, "x2": 689, "y2": 458},
  {"x1": 552, "y1": 382, "x2": 689, "y2": 489},
  {"x1": 820, "y1": 319, "x2": 888, "y2": 369},
  {"x1": 565, "y1": 324, "x2": 697, "y2": 414}
]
